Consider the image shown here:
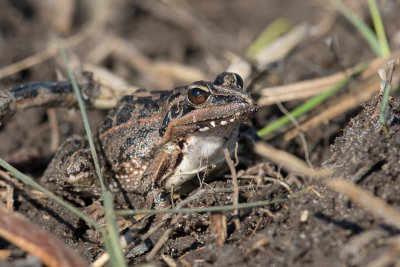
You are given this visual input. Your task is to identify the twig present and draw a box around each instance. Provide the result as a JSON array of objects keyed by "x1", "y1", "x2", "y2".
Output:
[
  {"x1": 161, "y1": 254, "x2": 177, "y2": 267},
  {"x1": 0, "y1": 0, "x2": 110, "y2": 80},
  {"x1": 145, "y1": 214, "x2": 182, "y2": 261},
  {"x1": 116, "y1": 186, "x2": 313, "y2": 217},
  {"x1": 283, "y1": 77, "x2": 379, "y2": 141},
  {"x1": 0, "y1": 35, "x2": 82, "y2": 80},
  {"x1": 257, "y1": 63, "x2": 359, "y2": 106},
  {"x1": 276, "y1": 102, "x2": 312, "y2": 168},
  {"x1": 249, "y1": 217, "x2": 263, "y2": 239},
  {"x1": 365, "y1": 236, "x2": 400, "y2": 267},
  {"x1": 223, "y1": 148, "x2": 240, "y2": 231},
  {"x1": 0, "y1": 170, "x2": 14, "y2": 212},
  {"x1": 254, "y1": 142, "x2": 332, "y2": 178},
  {"x1": 46, "y1": 108, "x2": 60, "y2": 153},
  {"x1": 93, "y1": 186, "x2": 217, "y2": 266},
  {"x1": 96, "y1": 184, "x2": 312, "y2": 265}
]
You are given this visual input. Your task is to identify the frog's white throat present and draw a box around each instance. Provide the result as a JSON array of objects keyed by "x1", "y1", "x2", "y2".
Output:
[{"x1": 162, "y1": 125, "x2": 240, "y2": 191}]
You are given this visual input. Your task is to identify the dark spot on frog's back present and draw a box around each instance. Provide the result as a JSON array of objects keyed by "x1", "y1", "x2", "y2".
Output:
[
  {"x1": 125, "y1": 137, "x2": 136, "y2": 146},
  {"x1": 159, "y1": 114, "x2": 169, "y2": 136},
  {"x1": 136, "y1": 127, "x2": 150, "y2": 138},
  {"x1": 116, "y1": 104, "x2": 134, "y2": 125},
  {"x1": 167, "y1": 91, "x2": 182, "y2": 104},
  {"x1": 101, "y1": 117, "x2": 113, "y2": 133}
]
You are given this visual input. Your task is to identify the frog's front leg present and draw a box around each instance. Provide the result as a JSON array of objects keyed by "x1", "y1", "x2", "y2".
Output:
[
  {"x1": 140, "y1": 143, "x2": 182, "y2": 209},
  {"x1": 43, "y1": 135, "x2": 103, "y2": 197}
]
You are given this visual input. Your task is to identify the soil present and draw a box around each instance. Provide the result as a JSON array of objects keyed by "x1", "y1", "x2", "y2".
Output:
[{"x1": 1, "y1": 0, "x2": 400, "y2": 266}]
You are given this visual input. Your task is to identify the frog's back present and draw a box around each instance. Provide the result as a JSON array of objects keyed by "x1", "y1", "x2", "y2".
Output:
[{"x1": 97, "y1": 89, "x2": 181, "y2": 187}]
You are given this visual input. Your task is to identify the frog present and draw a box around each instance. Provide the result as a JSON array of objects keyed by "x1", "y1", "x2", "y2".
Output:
[{"x1": 39, "y1": 72, "x2": 258, "y2": 200}]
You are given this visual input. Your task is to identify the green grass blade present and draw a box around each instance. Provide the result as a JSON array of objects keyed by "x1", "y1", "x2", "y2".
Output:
[
  {"x1": 335, "y1": 1, "x2": 382, "y2": 57},
  {"x1": 59, "y1": 47, "x2": 126, "y2": 267},
  {"x1": 116, "y1": 187, "x2": 312, "y2": 216},
  {"x1": 367, "y1": 0, "x2": 390, "y2": 58},
  {"x1": 246, "y1": 17, "x2": 293, "y2": 59},
  {"x1": 0, "y1": 158, "x2": 103, "y2": 231},
  {"x1": 379, "y1": 82, "x2": 391, "y2": 132},
  {"x1": 59, "y1": 52, "x2": 105, "y2": 191},
  {"x1": 257, "y1": 64, "x2": 366, "y2": 137},
  {"x1": 103, "y1": 190, "x2": 126, "y2": 265}
]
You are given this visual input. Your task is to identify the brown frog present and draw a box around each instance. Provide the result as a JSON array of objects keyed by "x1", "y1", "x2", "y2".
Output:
[{"x1": 43, "y1": 72, "x2": 258, "y2": 199}]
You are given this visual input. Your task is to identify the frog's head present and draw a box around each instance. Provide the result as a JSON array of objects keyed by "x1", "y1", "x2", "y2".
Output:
[{"x1": 161, "y1": 72, "x2": 258, "y2": 142}]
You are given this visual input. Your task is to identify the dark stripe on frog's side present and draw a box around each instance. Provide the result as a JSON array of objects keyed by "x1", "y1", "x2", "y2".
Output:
[{"x1": 159, "y1": 103, "x2": 192, "y2": 136}]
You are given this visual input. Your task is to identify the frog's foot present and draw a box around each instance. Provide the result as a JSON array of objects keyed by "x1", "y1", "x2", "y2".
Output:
[
  {"x1": 144, "y1": 187, "x2": 168, "y2": 210},
  {"x1": 43, "y1": 135, "x2": 101, "y2": 197}
]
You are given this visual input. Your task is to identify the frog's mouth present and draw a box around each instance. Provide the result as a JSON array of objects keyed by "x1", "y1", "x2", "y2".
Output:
[
  {"x1": 178, "y1": 103, "x2": 258, "y2": 133},
  {"x1": 162, "y1": 101, "x2": 258, "y2": 142},
  {"x1": 194, "y1": 116, "x2": 245, "y2": 132},
  {"x1": 190, "y1": 103, "x2": 258, "y2": 132}
]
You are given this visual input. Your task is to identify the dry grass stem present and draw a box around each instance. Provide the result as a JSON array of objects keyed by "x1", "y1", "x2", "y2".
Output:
[
  {"x1": 46, "y1": 109, "x2": 60, "y2": 153},
  {"x1": 60, "y1": 57, "x2": 139, "y2": 109},
  {"x1": 365, "y1": 237, "x2": 400, "y2": 267},
  {"x1": 96, "y1": 37, "x2": 207, "y2": 89},
  {"x1": 271, "y1": 50, "x2": 400, "y2": 141},
  {"x1": 256, "y1": 24, "x2": 309, "y2": 69},
  {"x1": 276, "y1": 102, "x2": 312, "y2": 168},
  {"x1": 145, "y1": 214, "x2": 182, "y2": 261},
  {"x1": 0, "y1": 1, "x2": 109, "y2": 81},
  {"x1": 0, "y1": 34, "x2": 83, "y2": 81},
  {"x1": 0, "y1": 0, "x2": 110, "y2": 80},
  {"x1": 37, "y1": 0, "x2": 75, "y2": 34},
  {"x1": 0, "y1": 207, "x2": 88, "y2": 267},
  {"x1": 223, "y1": 148, "x2": 240, "y2": 231},
  {"x1": 327, "y1": 179, "x2": 400, "y2": 229},
  {"x1": 0, "y1": 171, "x2": 15, "y2": 212},
  {"x1": 153, "y1": 61, "x2": 208, "y2": 83},
  {"x1": 258, "y1": 48, "x2": 400, "y2": 108},
  {"x1": 6, "y1": 184, "x2": 13, "y2": 212},
  {"x1": 161, "y1": 253, "x2": 178, "y2": 267},
  {"x1": 249, "y1": 217, "x2": 264, "y2": 239},
  {"x1": 93, "y1": 184, "x2": 244, "y2": 266},
  {"x1": 283, "y1": 76, "x2": 379, "y2": 141},
  {"x1": 254, "y1": 142, "x2": 333, "y2": 178},
  {"x1": 258, "y1": 65, "x2": 359, "y2": 106},
  {"x1": 210, "y1": 213, "x2": 227, "y2": 246},
  {"x1": 136, "y1": 0, "x2": 231, "y2": 50},
  {"x1": 226, "y1": 53, "x2": 253, "y2": 81}
]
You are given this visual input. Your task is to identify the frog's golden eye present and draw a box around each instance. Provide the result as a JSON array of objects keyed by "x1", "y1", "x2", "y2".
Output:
[{"x1": 187, "y1": 87, "x2": 210, "y2": 105}]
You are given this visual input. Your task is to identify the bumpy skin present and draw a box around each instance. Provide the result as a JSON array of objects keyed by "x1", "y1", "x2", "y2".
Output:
[{"x1": 43, "y1": 72, "x2": 258, "y2": 196}]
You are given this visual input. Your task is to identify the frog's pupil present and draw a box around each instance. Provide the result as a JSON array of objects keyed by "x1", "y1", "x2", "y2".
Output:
[{"x1": 190, "y1": 88, "x2": 204, "y2": 96}]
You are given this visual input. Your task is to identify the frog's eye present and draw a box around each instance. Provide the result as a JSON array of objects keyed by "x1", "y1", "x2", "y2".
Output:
[
  {"x1": 214, "y1": 72, "x2": 244, "y2": 89},
  {"x1": 233, "y1": 73, "x2": 244, "y2": 89},
  {"x1": 187, "y1": 86, "x2": 210, "y2": 105}
]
